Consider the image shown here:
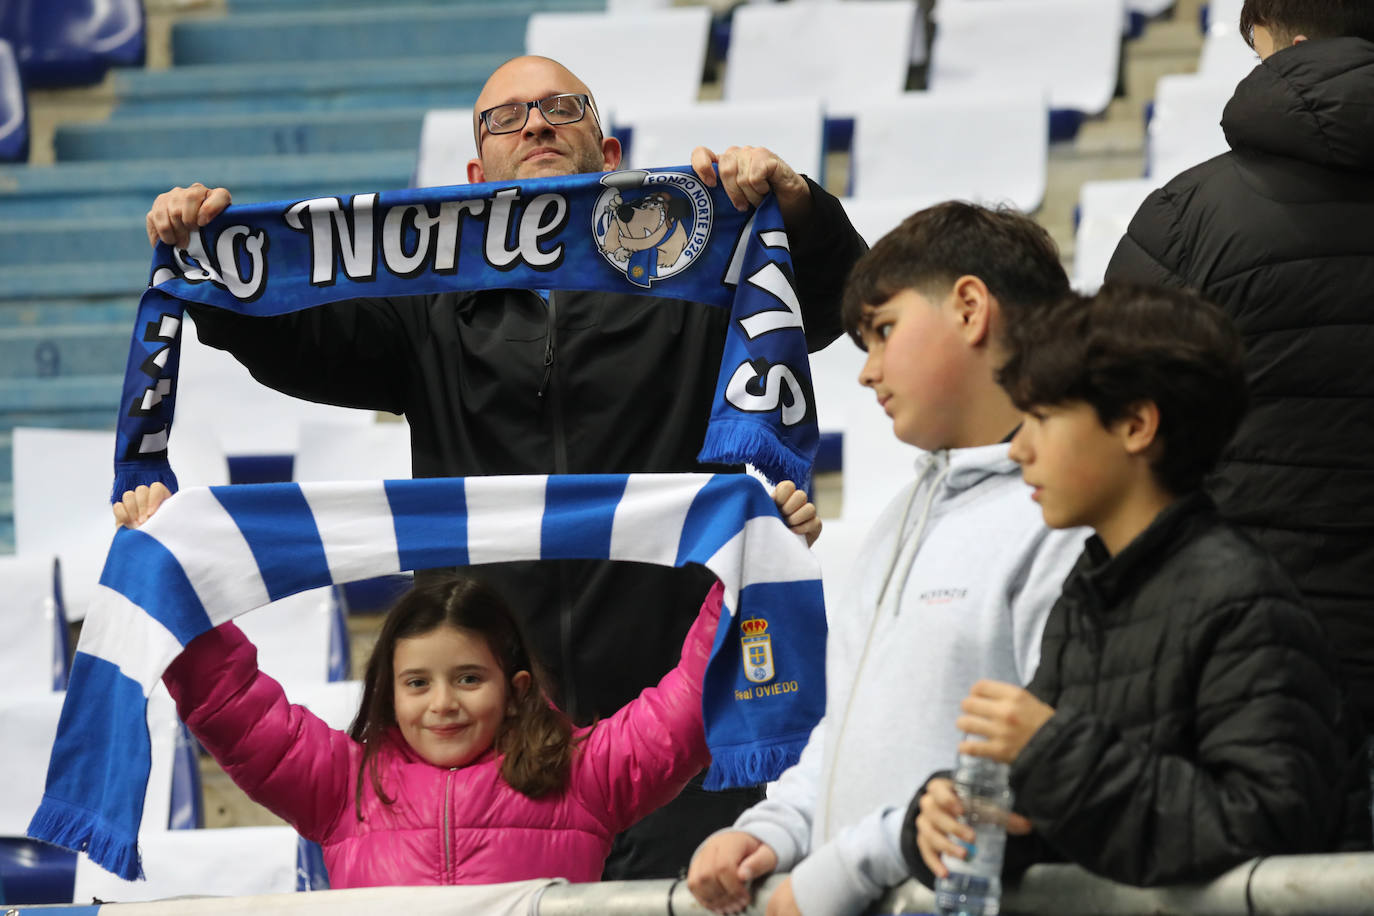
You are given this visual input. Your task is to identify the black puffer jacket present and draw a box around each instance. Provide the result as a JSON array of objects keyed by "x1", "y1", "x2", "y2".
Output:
[
  {"x1": 188, "y1": 178, "x2": 864, "y2": 724},
  {"x1": 1105, "y1": 38, "x2": 1374, "y2": 728},
  {"x1": 903, "y1": 494, "x2": 1370, "y2": 888}
]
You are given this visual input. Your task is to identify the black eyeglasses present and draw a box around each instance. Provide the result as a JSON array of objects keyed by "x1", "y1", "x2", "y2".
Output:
[{"x1": 477, "y1": 93, "x2": 597, "y2": 137}]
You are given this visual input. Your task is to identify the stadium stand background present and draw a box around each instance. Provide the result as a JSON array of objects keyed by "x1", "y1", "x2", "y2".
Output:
[{"x1": 0, "y1": 0, "x2": 1252, "y2": 901}]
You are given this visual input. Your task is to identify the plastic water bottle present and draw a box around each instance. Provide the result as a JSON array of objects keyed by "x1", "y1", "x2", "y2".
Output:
[{"x1": 934, "y1": 753, "x2": 1013, "y2": 916}]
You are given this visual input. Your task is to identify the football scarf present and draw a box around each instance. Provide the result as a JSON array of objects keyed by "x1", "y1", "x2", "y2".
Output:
[
  {"x1": 28, "y1": 473, "x2": 826, "y2": 881},
  {"x1": 113, "y1": 168, "x2": 819, "y2": 500}
]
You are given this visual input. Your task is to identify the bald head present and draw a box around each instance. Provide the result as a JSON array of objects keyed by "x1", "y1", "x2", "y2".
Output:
[{"x1": 466, "y1": 56, "x2": 620, "y2": 184}]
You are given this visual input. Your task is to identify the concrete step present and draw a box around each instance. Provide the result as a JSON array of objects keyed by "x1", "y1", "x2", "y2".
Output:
[
  {"x1": 0, "y1": 323, "x2": 132, "y2": 379},
  {"x1": 109, "y1": 55, "x2": 496, "y2": 117},
  {"x1": 0, "y1": 296, "x2": 141, "y2": 329},
  {"x1": 170, "y1": 6, "x2": 542, "y2": 65},
  {"x1": 0, "y1": 218, "x2": 147, "y2": 266},
  {"x1": 56, "y1": 107, "x2": 429, "y2": 161},
  {"x1": 0, "y1": 261, "x2": 152, "y2": 300},
  {"x1": 0, "y1": 150, "x2": 416, "y2": 219}
]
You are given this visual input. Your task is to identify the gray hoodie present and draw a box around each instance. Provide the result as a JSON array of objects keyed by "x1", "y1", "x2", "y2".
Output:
[{"x1": 733, "y1": 443, "x2": 1088, "y2": 916}]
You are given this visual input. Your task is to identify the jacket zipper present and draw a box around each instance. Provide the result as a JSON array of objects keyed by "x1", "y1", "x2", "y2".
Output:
[
  {"x1": 536, "y1": 291, "x2": 578, "y2": 720},
  {"x1": 443, "y1": 768, "x2": 454, "y2": 882}
]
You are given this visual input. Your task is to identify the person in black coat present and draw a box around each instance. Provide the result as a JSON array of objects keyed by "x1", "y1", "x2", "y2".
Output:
[
  {"x1": 1105, "y1": 0, "x2": 1374, "y2": 732},
  {"x1": 904, "y1": 284, "x2": 1371, "y2": 889}
]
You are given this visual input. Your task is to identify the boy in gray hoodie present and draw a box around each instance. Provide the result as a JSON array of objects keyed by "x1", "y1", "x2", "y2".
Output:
[{"x1": 687, "y1": 203, "x2": 1088, "y2": 916}]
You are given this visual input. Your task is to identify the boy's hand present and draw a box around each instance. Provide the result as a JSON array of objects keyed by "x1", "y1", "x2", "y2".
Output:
[
  {"x1": 687, "y1": 830, "x2": 779, "y2": 914},
  {"x1": 772, "y1": 480, "x2": 821, "y2": 546},
  {"x1": 955, "y1": 679, "x2": 1055, "y2": 764},
  {"x1": 914, "y1": 778, "x2": 1034, "y2": 880},
  {"x1": 765, "y1": 875, "x2": 801, "y2": 916},
  {"x1": 112, "y1": 482, "x2": 172, "y2": 529}
]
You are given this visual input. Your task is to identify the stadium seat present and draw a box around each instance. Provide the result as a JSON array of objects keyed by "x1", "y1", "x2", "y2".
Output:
[
  {"x1": 73, "y1": 825, "x2": 328, "y2": 901},
  {"x1": 177, "y1": 316, "x2": 379, "y2": 462},
  {"x1": 0, "y1": 0, "x2": 145, "y2": 88},
  {"x1": 1198, "y1": 25, "x2": 1259, "y2": 86},
  {"x1": 0, "y1": 554, "x2": 68, "y2": 693},
  {"x1": 1203, "y1": 0, "x2": 1243, "y2": 35},
  {"x1": 171, "y1": 6, "x2": 535, "y2": 66},
  {"x1": 1146, "y1": 73, "x2": 1233, "y2": 181},
  {"x1": 612, "y1": 98, "x2": 824, "y2": 178},
  {"x1": 723, "y1": 1, "x2": 917, "y2": 116},
  {"x1": 55, "y1": 108, "x2": 430, "y2": 162},
  {"x1": 0, "y1": 152, "x2": 417, "y2": 222},
  {"x1": 110, "y1": 55, "x2": 495, "y2": 118},
  {"x1": 12, "y1": 424, "x2": 228, "y2": 620},
  {"x1": 930, "y1": 0, "x2": 1125, "y2": 136},
  {"x1": 849, "y1": 89, "x2": 1048, "y2": 212},
  {"x1": 293, "y1": 420, "x2": 412, "y2": 484},
  {"x1": 414, "y1": 108, "x2": 476, "y2": 189},
  {"x1": 808, "y1": 516, "x2": 876, "y2": 625},
  {"x1": 1071, "y1": 178, "x2": 1157, "y2": 293},
  {"x1": 525, "y1": 8, "x2": 712, "y2": 116},
  {"x1": 837, "y1": 196, "x2": 926, "y2": 246},
  {"x1": 840, "y1": 398, "x2": 921, "y2": 521},
  {"x1": 237, "y1": 585, "x2": 352, "y2": 685},
  {"x1": 0, "y1": 38, "x2": 26, "y2": 162}
]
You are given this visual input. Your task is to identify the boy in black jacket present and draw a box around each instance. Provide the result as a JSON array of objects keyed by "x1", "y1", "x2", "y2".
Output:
[{"x1": 904, "y1": 283, "x2": 1371, "y2": 889}]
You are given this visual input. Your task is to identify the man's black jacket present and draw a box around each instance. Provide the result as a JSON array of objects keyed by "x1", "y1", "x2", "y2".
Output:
[
  {"x1": 187, "y1": 176, "x2": 865, "y2": 723},
  {"x1": 1105, "y1": 37, "x2": 1374, "y2": 727},
  {"x1": 903, "y1": 495, "x2": 1371, "y2": 888}
]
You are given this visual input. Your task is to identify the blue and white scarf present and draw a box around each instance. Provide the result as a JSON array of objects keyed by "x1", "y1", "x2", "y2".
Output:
[
  {"x1": 113, "y1": 168, "x2": 819, "y2": 499},
  {"x1": 28, "y1": 473, "x2": 826, "y2": 881}
]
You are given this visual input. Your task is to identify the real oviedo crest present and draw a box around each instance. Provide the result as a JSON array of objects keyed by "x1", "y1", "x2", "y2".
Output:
[
  {"x1": 593, "y1": 169, "x2": 713, "y2": 289},
  {"x1": 740, "y1": 617, "x2": 775, "y2": 685}
]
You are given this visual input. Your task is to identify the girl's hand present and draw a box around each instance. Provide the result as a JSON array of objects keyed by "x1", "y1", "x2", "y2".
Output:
[
  {"x1": 112, "y1": 482, "x2": 172, "y2": 529},
  {"x1": 772, "y1": 480, "x2": 821, "y2": 546}
]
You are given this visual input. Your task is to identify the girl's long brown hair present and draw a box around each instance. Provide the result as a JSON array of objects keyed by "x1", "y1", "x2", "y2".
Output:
[{"x1": 348, "y1": 574, "x2": 575, "y2": 818}]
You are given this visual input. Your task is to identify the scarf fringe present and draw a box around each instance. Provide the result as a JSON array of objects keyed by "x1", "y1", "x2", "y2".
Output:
[
  {"x1": 703, "y1": 735, "x2": 807, "y2": 790},
  {"x1": 28, "y1": 795, "x2": 144, "y2": 881},
  {"x1": 111, "y1": 462, "x2": 180, "y2": 506},
  {"x1": 699, "y1": 422, "x2": 813, "y2": 492}
]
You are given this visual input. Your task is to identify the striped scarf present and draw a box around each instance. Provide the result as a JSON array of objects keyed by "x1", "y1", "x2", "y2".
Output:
[{"x1": 28, "y1": 473, "x2": 826, "y2": 881}]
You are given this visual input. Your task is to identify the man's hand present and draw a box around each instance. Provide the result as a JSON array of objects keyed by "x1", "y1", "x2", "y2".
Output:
[
  {"x1": 955, "y1": 679, "x2": 1055, "y2": 764},
  {"x1": 764, "y1": 875, "x2": 801, "y2": 916},
  {"x1": 146, "y1": 183, "x2": 233, "y2": 249},
  {"x1": 112, "y1": 482, "x2": 172, "y2": 529},
  {"x1": 687, "y1": 830, "x2": 779, "y2": 914},
  {"x1": 772, "y1": 480, "x2": 821, "y2": 546},
  {"x1": 690, "y1": 145, "x2": 812, "y2": 233}
]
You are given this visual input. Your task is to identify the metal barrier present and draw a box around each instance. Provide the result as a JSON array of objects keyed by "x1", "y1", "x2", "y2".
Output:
[{"x1": 7, "y1": 853, "x2": 1373, "y2": 915}]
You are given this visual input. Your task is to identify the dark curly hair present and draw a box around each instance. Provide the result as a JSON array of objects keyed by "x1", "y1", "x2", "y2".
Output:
[{"x1": 996, "y1": 283, "x2": 1249, "y2": 495}]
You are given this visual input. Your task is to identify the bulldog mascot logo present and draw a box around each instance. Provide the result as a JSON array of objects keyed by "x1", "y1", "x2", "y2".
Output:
[{"x1": 594, "y1": 169, "x2": 713, "y2": 288}]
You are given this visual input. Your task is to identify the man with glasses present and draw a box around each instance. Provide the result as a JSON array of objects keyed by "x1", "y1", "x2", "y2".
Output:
[{"x1": 139, "y1": 55, "x2": 866, "y2": 880}]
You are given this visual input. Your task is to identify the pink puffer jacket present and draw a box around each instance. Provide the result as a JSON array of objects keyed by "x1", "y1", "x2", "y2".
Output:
[{"x1": 163, "y1": 583, "x2": 719, "y2": 887}]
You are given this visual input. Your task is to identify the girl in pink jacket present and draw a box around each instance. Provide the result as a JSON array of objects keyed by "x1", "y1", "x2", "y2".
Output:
[{"x1": 159, "y1": 484, "x2": 820, "y2": 889}]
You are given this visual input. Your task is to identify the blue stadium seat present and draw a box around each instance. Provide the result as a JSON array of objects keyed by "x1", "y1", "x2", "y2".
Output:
[
  {"x1": 0, "y1": 218, "x2": 146, "y2": 267},
  {"x1": 0, "y1": 0, "x2": 145, "y2": 88},
  {"x1": 172, "y1": 7, "x2": 535, "y2": 66},
  {"x1": 0, "y1": 151, "x2": 417, "y2": 220},
  {"x1": 0, "y1": 38, "x2": 26, "y2": 161},
  {"x1": 111, "y1": 55, "x2": 497, "y2": 118},
  {"x1": 0, "y1": 322, "x2": 131, "y2": 379},
  {"x1": 56, "y1": 108, "x2": 430, "y2": 162},
  {"x1": 0, "y1": 295, "x2": 140, "y2": 329}
]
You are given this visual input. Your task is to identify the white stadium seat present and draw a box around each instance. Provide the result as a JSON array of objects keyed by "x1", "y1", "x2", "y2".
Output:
[
  {"x1": 930, "y1": 0, "x2": 1125, "y2": 117},
  {"x1": 525, "y1": 8, "x2": 711, "y2": 116},
  {"x1": 612, "y1": 97, "x2": 824, "y2": 178},
  {"x1": 1071, "y1": 178, "x2": 1158, "y2": 293},
  {"x1": 850, "y1": 89, "x2": 1048, "y2": 213},
  {"x1": 1148, "y1": 73, "x2": 1234, "y2": 181},
  {"x1": 724, "y1": 1, "x2": 918, "y2": 116}
]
